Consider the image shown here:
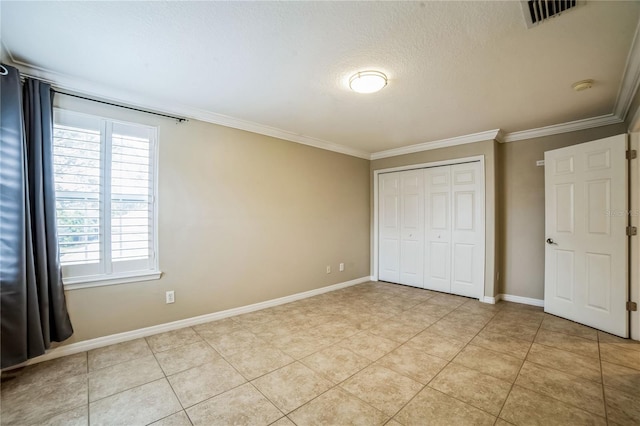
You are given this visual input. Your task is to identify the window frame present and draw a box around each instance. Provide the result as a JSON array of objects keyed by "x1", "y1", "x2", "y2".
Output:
[{"x1": 53, "y1": 108, "x2": 161, "y2": 290}]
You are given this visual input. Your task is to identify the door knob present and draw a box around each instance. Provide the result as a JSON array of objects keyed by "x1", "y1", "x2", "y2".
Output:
[{"x1": 546, "y1": 238, "x2": 557, "y2": 245}]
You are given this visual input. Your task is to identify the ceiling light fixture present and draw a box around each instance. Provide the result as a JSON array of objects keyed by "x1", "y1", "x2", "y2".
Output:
[
  {"x1": 349, "y1": 71, "x2": 388, "y2": 94},
  {"x1": 572, "y1": 79, "x2": 594, "y2": 92}
]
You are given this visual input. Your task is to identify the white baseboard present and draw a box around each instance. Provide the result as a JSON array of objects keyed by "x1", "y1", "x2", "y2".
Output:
[
  {"x1": 4, "y1": 276, "x2": 372, "y2": 370},
  {"x1": 498, "y1": 293, "x2": 545, "y2": 307},
  {"x1": 482, "y1": 296, "x2": 497, "y2": 304}
]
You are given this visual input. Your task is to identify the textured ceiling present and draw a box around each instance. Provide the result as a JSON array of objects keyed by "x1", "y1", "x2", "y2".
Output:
[{"x1": 1, "y1": 1, "x2": 639, "y2": 154}]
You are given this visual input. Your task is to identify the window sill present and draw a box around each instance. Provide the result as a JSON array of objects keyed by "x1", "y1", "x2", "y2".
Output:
[{"x1": 63, "y1": 271, "x2": 163, "y2": 290}]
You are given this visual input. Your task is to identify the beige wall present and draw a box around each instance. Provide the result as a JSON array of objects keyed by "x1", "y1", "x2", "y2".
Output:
[
  {"x1": 55, "y1": 96, "x2": 371, "y2": 344},
  {"x1": 370, "y1": 140, "x2": 498, "y2": 298},
  {"x1": 498, "y1": 123, "x2": 628, "y2": 300}
]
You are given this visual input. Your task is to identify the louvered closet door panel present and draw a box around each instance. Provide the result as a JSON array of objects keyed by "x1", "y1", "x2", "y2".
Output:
[
  {"x1": 450, "y1": 162, "x2": 484, "y2": 299},
  {"x1": 400, "y1": 170, "x2": 424, "y2": 287},
  {"x1": 378, "y1": 172, "x2": 401, "y2": 283},
  {"x1": 424, "y1": 166, "x2": 452, "y2": 292}
]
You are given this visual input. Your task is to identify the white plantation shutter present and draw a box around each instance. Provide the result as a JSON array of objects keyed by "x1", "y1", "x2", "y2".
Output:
[
  {"x1": 54, "y1": 113, "x2": 104, "y2": 278},
  {"x1": 53, "y1": 110, "x2": 158, "y2": 285},
  {"x1": 110, "y1": 122, "x2": 155, "y2": 272}
]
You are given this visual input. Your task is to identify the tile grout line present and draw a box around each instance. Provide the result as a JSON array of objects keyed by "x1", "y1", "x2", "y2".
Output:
[
  {"x1": 147, "y1": 331, "x2": 193, "y2": 425},
  {"x1": 84, "y1": 339, "x2": 181, "y2": 411},
  {"x1": 211, "y1": 291, "x2": 401, "y2": 421},
  {"x1": 246, "y1": 316, "x2": 387, "y2": 423},
  {"x1": 274, "y1": 299, "x2": 440, "y2": 425},
  {"x1": 365, "y1": 298, "x2": 507, "y2": 424},
  {"x1": 419, "y1": 301, "x2": 506, "y2": 420},
  {"x1": 494, "y1": 310, "x2": 544, "y2": 424},
  {"x1": 521, "y1": 342, "x2": 602, "y2": 383},
  {"x1": 498, "y1": 320, "x2": 610, "y2": 422},
  {"x1": 205, "y1": 309, "x2": 335, "y2": 419},
  {"x1": 231, "y1": 290, "x2": 444, "y2": 424},
  {"x1": 188, "y1": 324, "x2": 289, "y2": 421},
  {"x1": 597, "y1": 332, "x2": 611, "y2": 426},
  {"x1": 84, "y1": 337, "x2": 183, "y2": 423},
  {"x1": 0, "y1": 354, "x2": 91, "y2": 423},
  {"x1": 349, "y1": 294, "x2": 506, "y2": 423},
  {"x1": 85, "y1": 352, "x2": 91, "y2": 425}
]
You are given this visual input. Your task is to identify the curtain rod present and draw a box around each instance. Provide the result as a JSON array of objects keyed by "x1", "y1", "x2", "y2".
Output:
[
  {"x1": 3, "y1": 63, "x2": 188, "y2": 122},
  {"x1": 52, "y1": 90, "x2": 188, "y2": 123}
]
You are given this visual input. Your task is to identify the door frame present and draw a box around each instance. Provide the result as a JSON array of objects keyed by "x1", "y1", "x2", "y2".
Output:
[
  {"x1": 372, "y1": 155, "x2": 486, "y2": 297},
  {"x1": 631, "y1": 132, "x2": 640, "y2": 340}
]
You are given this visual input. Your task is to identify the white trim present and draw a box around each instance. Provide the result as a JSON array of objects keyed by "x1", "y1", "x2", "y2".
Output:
[
  {"x1": 186, "y1": 109, "x2": 371, "y2": 160},
  {"x1": 498, "y1": 293, "x2": 545, "y2": 307},
  {"x1": 64, "y1": 271, "x2": 163, "y2": 290},
  {"x1": 500, "y1": 114, "x2": 623, "y2": 143},
  {"x1": 373, "y1": 156, "x2": 486, "y2": 176},
  {"x1": 482, "y1": 296, "x2": 497, "y2": 304},
  {"x1": 615, "y1": 18, "x2": 640, "y2": 120},
  {"x1": 2, "y1": 276, "x2": 371, "y2": 371},
  {"x1": 8, "y1": 58, "x2": 371, "y2": 160},
  {"x1": 372, "y1": 155, "x2": 486, "y2": 298},
  {"x1": 630, "y1": 132, "x2": 639, "y2": 341},
  {"x1": 370, "y1": 130, "x2": 500, "y2": 160}
]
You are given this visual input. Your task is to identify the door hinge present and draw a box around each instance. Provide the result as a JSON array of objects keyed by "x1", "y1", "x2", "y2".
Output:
[
  {"x1": 627, "y1": 301, "x2": 638, "y2": 312},
  {"x1": 626, "y1": 150, "x2": 637, "y2": 160},
  {"x1": 627, "y1": 226, "x2": 637, "y2": 236}
]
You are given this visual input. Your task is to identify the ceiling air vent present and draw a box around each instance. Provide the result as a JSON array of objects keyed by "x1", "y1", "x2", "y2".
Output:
[{"x1": 521, "y1": 0, "x2": 584, "y2": 28}]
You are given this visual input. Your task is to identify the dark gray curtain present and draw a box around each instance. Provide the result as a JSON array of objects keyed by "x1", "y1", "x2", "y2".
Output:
[{"x1": 1, "y1": 64, "x2": 73, "y2": 369}]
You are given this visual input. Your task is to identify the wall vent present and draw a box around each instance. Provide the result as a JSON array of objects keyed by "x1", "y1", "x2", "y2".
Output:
[{"x1": 521, "y1": 0, "x2": 584, "y2": 28}]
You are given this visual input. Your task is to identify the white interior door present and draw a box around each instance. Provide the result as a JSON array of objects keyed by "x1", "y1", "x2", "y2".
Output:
[
  {"x1": 400, "y1": 170, "x2": 424, "y2": 287},
  {"x1": 379, "y1": 173, "x2": 400, "y2": 283},
  {"x1": 544, "y1": 134, "x2": 628, "y2": 337},
  {"x1": 450, "y1": 162, "x2": 484, "y2": 299},
  {"x1": 424, "y1": 167, "x2": 452, "y2": 292}
]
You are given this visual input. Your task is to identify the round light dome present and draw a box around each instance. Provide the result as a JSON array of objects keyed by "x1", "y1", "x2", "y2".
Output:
[
  {"x1": 572, "y1": 79, "x2": 594, "y2": 92},
  {"x1": 349, "y1": 71, "x2": 388, "y2": 94}
]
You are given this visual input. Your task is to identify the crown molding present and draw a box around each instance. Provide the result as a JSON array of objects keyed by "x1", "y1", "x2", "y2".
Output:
[
  {"x1": 614, "y1": 17, "x2": 640, "y2": 120},
  {"x1": 500, "y1": 114, "x2": 623, "y2": 143},
  {"x1": 5, "y1": 57, "x2": 371, "y2": 160},
  {"x1": 185, "y1": 108, "x2": 371, "y2": 159},
  {"x1": 370, "y1": 129, "x2": 501, "y2": 160}
]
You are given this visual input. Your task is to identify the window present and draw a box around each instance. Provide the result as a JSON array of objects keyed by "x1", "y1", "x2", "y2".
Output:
[{"x1": 53, "y1": 109, "x2": 159, "y2": 288}]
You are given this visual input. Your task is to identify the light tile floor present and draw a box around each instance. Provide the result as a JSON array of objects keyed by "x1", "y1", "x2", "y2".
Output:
[{"x1": 2, "y1": 281, "x2": 639, "y2": 425}]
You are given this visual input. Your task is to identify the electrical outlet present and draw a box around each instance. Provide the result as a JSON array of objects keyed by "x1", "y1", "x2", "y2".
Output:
[
  {"x1": 339, "y1": 263, "x2": 345, "y2": 272},
  {"x1": 326, "y1": 265, "x2": 331, "y2": 274},
  {"x1": 166, "y1": 290, "x2": 175, "y2": 304}
]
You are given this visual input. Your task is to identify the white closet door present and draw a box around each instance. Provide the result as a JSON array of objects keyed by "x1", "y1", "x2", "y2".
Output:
[
  {"x1": 424, "y1": 167, "x2": 452, "y2": 292},
  {"x1": 400, "y1": 170, "x2": 424, "y2": 287},
  {"x1": 450, "y1": 162, "x2": 484, "y2": 299},
  {"x1": 378, "y1": 173, "x2": 401, "y2": 283}
]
